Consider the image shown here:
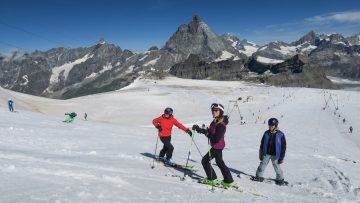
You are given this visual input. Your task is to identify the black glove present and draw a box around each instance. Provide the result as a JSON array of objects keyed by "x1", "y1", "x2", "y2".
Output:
[
  {"x1": 186, "y1": 129, "x2": 192, "y2": 137},
  {"x1": 278, "y1": 159, "x2": 284, "y2": 164},
  {"x1": 223, "y1": 115, "x2": 229, "y2": 125},
  {"x1": 156, "y1": 124, "x2": 162, "y2": 132},
  {"x1": 259, "y1": 153, "x2": 263, "y2": 161},
  {"x1": 192, "y1": 124, "x2": 200, "y2": 132}
]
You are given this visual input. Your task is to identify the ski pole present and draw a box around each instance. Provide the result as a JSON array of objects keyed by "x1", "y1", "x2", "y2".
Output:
[
  {"x1": 182, "y1": 129, "x2": 196, "y2": 180},
  {"x1": 151, "y1": 136, "x2": 159, "y2": 169},
  {"x1": 208, "y1": 138, "x2": 214, "y2": 192},
  {"x1": 192, "y1": 139, "x2": 203, "y2": 157}
]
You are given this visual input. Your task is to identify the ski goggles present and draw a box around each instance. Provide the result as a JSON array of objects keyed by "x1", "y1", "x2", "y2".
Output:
[{"x1": 211, "y1": 103, "x2": 224, "y2": 112}]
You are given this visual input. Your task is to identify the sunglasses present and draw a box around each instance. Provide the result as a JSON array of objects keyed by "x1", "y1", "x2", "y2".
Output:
[{"x1": 212, "y1": 109, "x2": 220, "y2": 112}]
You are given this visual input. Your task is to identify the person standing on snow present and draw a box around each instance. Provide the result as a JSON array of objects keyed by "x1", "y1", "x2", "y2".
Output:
[
  {"x1": 8, "y1": 99, "x2": 14, "y2": 112},
  {"x1": 252, "y1": 118, "x2": 286, "y2": 185},
  {"x1": 193, "y1": 103, "x2": 235, "y2": 188},
  {"x1": 152, "y1": 107, "x2": 192, "y2": 166}
]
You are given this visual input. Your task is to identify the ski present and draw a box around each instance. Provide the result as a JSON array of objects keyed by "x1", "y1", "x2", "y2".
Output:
[
  {"x1": 163, "y1": 162, "x2": 197, "y2": 172},
  {"x1": 238, "y1": 174, "x2": 289, "y2": 186},
  {"x1": 197, "y1": 179, "x2": 266, "y2": 197},
  {"x1": 153, "y1": 157, "x2": 197, "y2": 172},
  {"x1": 162, "y1": 169, "x2": 266, "y2": 198}
]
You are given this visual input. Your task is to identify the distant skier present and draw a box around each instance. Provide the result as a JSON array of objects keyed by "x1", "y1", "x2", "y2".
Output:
[
  {"x1": 349, "y1": 126, "x2": 353, "y2": 133},
  {"x1": 84, "y1": 113, "x2": 88, "y2": 121},
  {"x1": 252, "y1": 118, "x2": 287, "y2": 185},
  {"x1": 240, "y1": 116, "x2": 246, "y2": 125},
  {"x1": 343, "y1": 118, "x2": 346, "y2": 124},
  {"x1": 152, "y1": 107, "x2": 192, "y2": 166},
  {"x1": 193, "y1": 103, "x2": 235, "y2": 188},
  {"x1": 64, "y1": 112, "x2": 77, "y2": 123},
  {"x1": 8, "y1": 99, "x2": 14, "y2": 112}
]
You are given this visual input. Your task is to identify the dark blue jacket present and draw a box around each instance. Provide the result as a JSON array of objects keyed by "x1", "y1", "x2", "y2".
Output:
[
  {"x1": 8, "y1": 100, "x2": 13, "y2": 107},
  {"x1": 259, "y1": 129, "x2": 286, "y2": 160}
]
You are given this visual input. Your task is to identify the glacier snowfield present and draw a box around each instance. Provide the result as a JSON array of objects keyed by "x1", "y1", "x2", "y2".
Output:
[{"x1": 0, "y1": 77, "x2": 359, "y2": 202}]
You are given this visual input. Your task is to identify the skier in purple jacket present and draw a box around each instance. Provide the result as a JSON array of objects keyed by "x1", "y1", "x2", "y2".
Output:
[{"x1": 193, "y1": 103, "x2": 235, "y2": 187}]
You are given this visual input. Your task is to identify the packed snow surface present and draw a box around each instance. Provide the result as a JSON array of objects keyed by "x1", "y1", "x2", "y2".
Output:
[{"x1": 0, "y1": 77, "x2": 359, "y2": 202}]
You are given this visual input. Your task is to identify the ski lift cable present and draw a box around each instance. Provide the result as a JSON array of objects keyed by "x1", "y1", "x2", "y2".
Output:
[
  {"x1": 0, "y1": 40, "x2": 27, "y2": 52},
  {"x1": 0, "y1": 19, "x2": 70, "y2": 48}
]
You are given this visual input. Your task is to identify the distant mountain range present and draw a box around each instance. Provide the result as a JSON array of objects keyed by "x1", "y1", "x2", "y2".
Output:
[{"x1": 1, "y1": 15, "x2": 359, "y2": 99}]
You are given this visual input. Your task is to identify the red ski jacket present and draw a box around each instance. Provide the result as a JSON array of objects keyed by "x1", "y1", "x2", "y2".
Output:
[{"x1": 152, "y1": 114, "x2": 188, "y2": 137}]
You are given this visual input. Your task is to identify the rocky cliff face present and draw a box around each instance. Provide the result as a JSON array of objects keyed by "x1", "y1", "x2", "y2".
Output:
[
  {"x1": 252, "y1": 55, "x2": 334, "y2": 89},
  {"x1": 170, "y1": 54, "x2": 334, "y2": 89},
  {"x1": 170, "y1": 54, "x2": 247, "y2": 80}
]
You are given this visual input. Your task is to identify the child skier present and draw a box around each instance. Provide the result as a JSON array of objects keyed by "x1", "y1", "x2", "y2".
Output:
[
  {"x1": 252, "y1": 118, "x2": 287, "y2": 185},
  {"x1": 152, "y1": 107, "x2": 192, "y2": 166}
]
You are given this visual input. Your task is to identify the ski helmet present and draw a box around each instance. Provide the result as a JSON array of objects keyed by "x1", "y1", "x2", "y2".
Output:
[
  {"x1": 211, "y1": 103, "x2": 224, "y2": 114},
  {"x1": 164, "y1": 107, "x2": 173, "y2": 115},
  {"x1": 268, "y1": 118, "x2": 279, "y2": 126}
]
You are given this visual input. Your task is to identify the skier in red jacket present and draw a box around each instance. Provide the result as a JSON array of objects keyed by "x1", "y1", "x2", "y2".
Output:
[{"x1": 152, "y1": 107, "x2": 192, "y2": 166}]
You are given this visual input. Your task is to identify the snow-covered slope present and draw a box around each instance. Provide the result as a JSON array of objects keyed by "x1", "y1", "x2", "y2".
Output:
[
  {"x1": 0, "y1": 77, "x2": 359, "y2": 202},
  {"x1": 221, "y1": 33, "x2": 259, "y2": 57}
]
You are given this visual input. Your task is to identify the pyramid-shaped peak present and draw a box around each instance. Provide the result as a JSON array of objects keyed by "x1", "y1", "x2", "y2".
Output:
[
  {"x1": 192, "y1": 15, "x2": 202, "y2": 22},
  {"x1": 163, "y1": 15, "x2": 227, "y2": 61}
]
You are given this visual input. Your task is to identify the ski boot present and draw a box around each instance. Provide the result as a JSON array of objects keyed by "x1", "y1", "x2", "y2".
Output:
[
  {"x1": 220, "y1": 181, "x2": 236, "y2": 189},
  {"x1": 165, "y1": 159, "x2": 176, "y2": 167},
  {"x1": 250, "y1": 176, "x2": 264, "y2": 182},
  {"x1": 199, "y1": 179, "x2": 221, "y2": 186},
  {"x1": 275, "y1": 179, "x2": 285, "y2": 186},
  {"x1": 157, "y1": 156, "x2": 166, "y2": 162}
]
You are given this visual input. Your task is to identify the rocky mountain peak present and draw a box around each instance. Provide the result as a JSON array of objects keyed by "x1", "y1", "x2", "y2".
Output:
[
  {"x1": 293, "y1": 30, "x2": 318, "y2": 46},
  {"x1": 192, "y1": 15, "x2": 202, "y2": 22},
  {"x1": 98, "y1": 37, "x2": 107, "y2": 45},
  {"x1": 163, "y1": 16, "x2": 228, "y2": 61},
  {"x1": 222, "y1": 32, "x2": 240, "y2": 42},
  {"x1": 347, "y1": 32, "x2": 360, "y2": 45}
]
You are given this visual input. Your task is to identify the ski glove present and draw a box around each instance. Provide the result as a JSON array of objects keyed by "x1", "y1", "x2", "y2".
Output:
[
  {"x1": 259, "y1": 151, "x2": 263, "y2": 161},
  {"x1": 186, "y1": 129, "x2": 192, "y2": 137},
  {"x1": 278, "y1": 160, "x2": 284, "y2": 164},
  {"x1": 192, "y1": 124, "x2": 200, "y2": 131},
  {"x1": 192, "y1": 124, "x2": 209, "y2": 135},
  {"x1": 223, "y1": 115, "x2": 229, "y2": 125},
  {"x1": 156, "y1": 124, "x2": 162, "y2": 132}
]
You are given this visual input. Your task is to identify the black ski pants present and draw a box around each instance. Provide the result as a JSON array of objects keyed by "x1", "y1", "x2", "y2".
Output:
[
  {"x1": 159, "y1": 136, "x2": 174, "y2": 160},
  {"x1": 201, "y1": 148, "x2": 233, "y2": 183}
]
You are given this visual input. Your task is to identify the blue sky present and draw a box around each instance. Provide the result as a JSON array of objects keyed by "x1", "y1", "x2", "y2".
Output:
[{"x1": 0, "y1": 0, "x2": 359, "y2": 54}]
